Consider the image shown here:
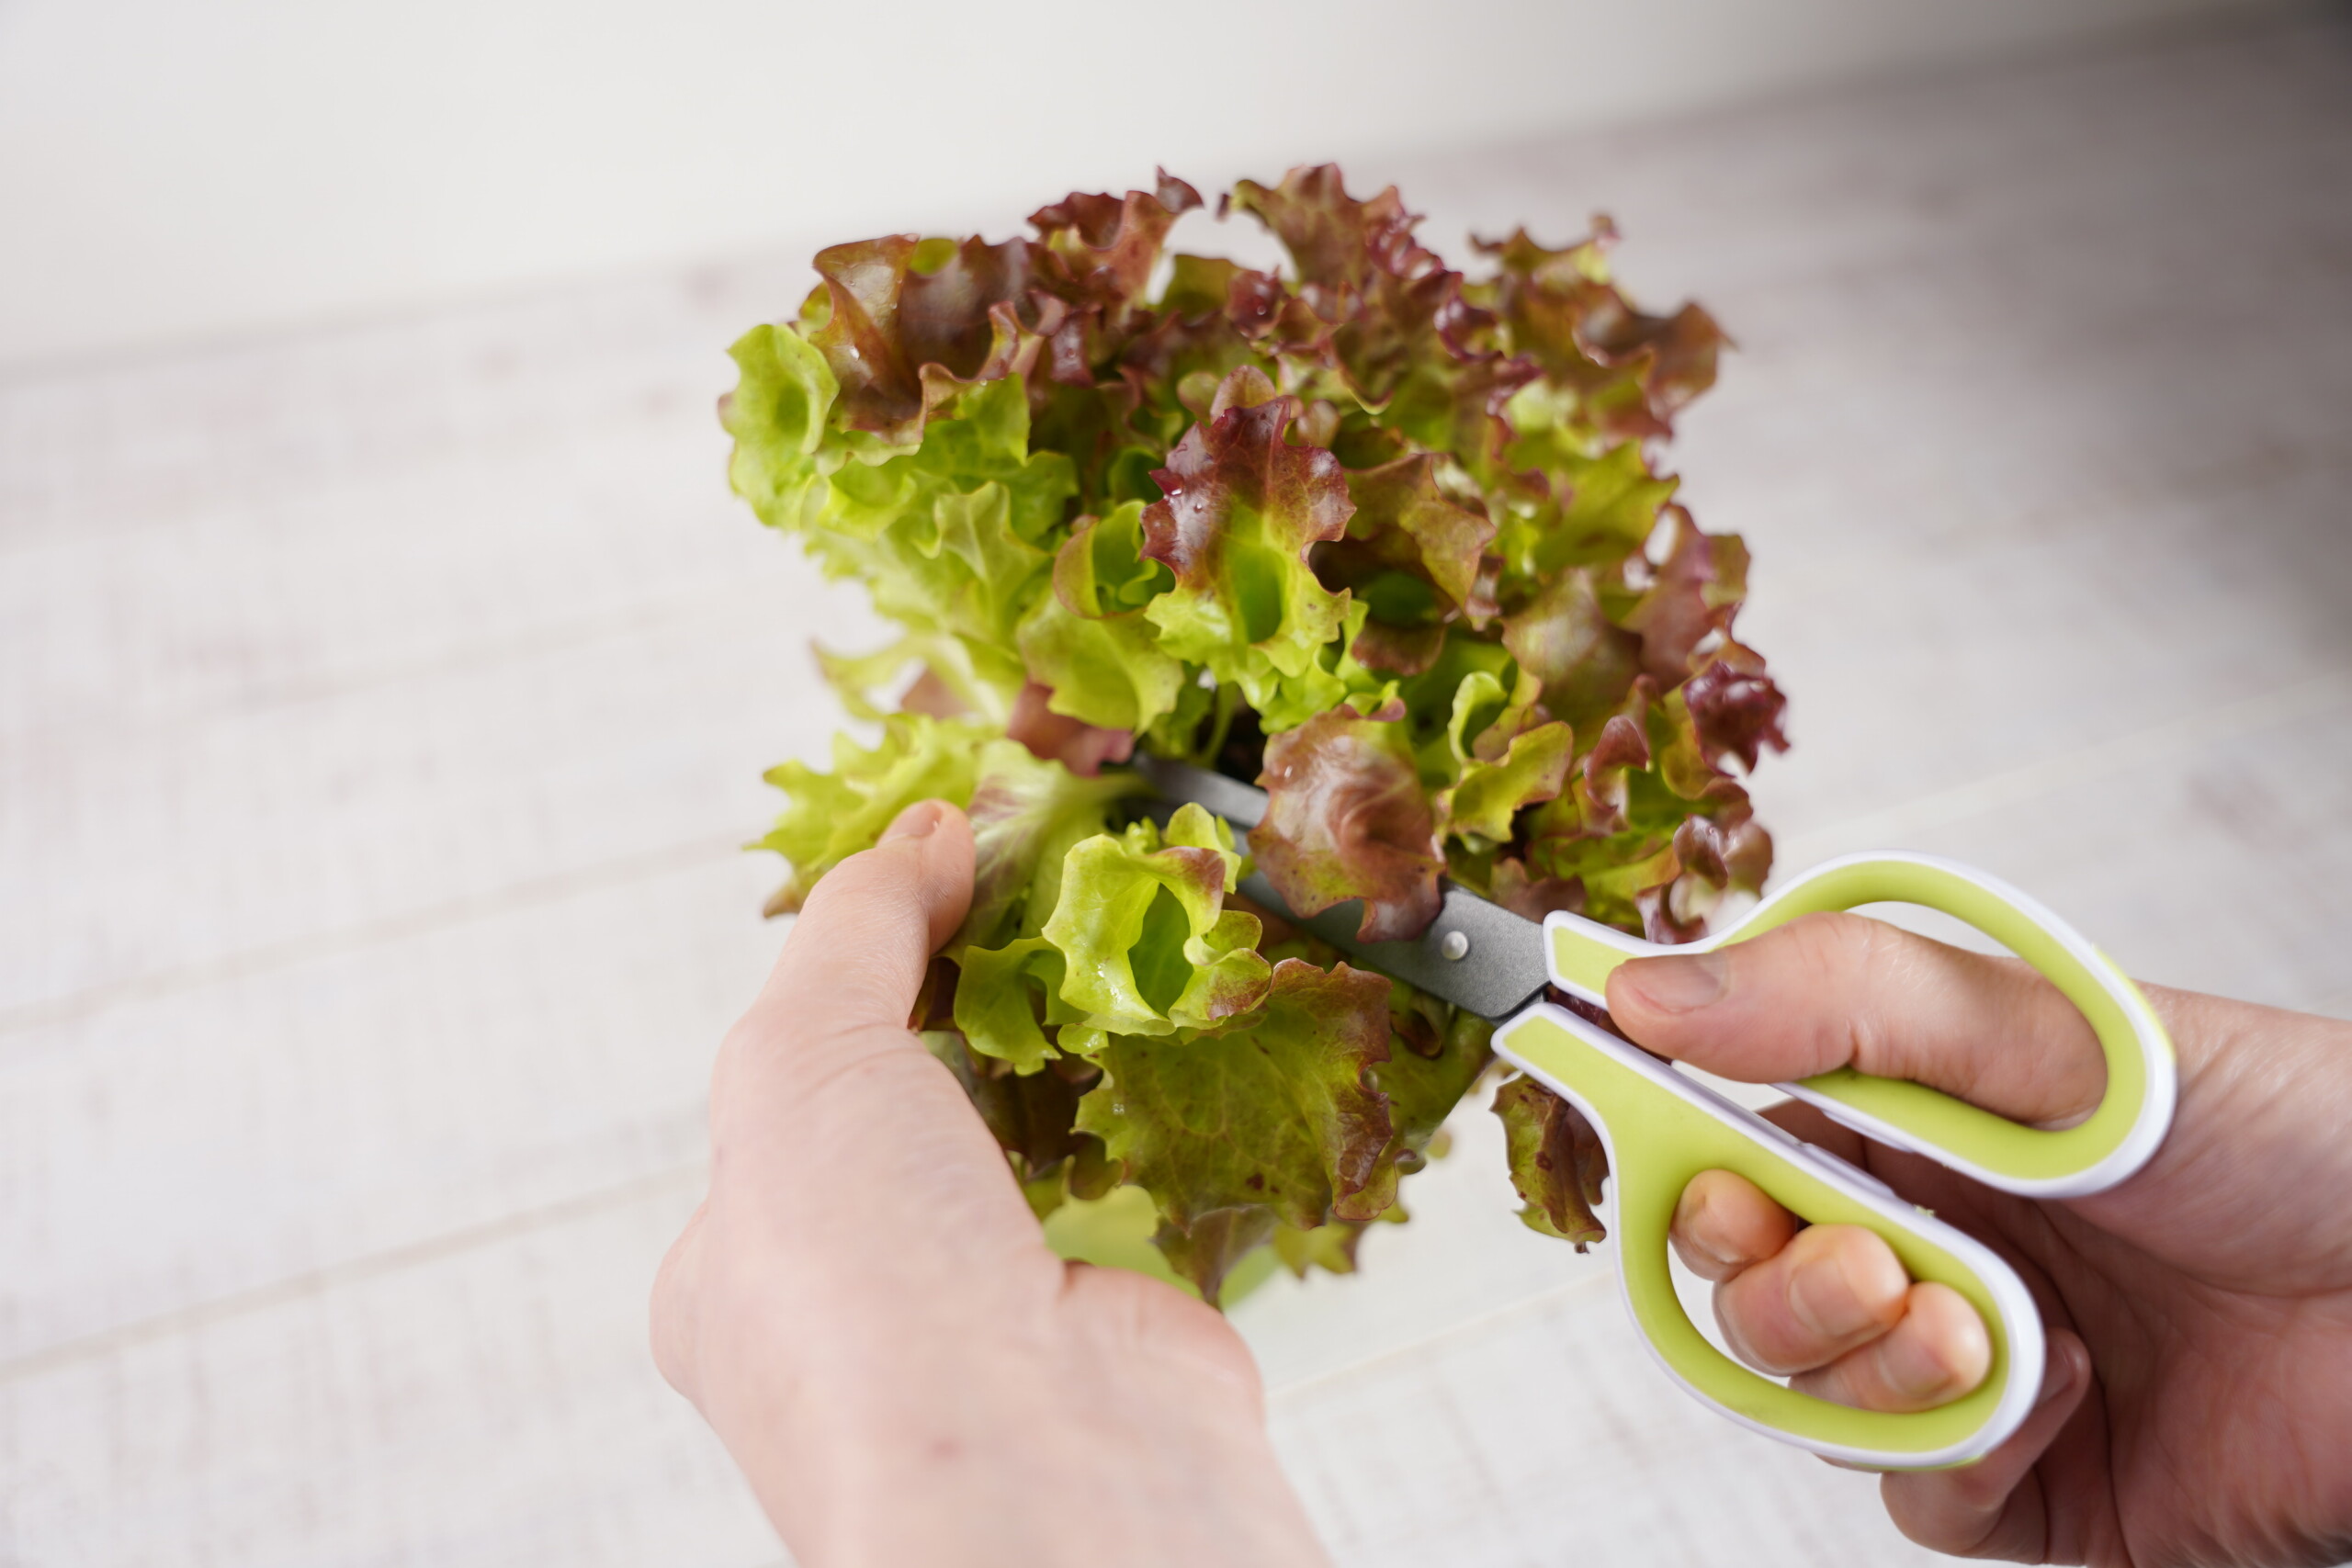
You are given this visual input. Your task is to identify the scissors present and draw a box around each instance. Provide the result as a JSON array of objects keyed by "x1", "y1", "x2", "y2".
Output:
[{"x1": 1135, "y1": 754, "x2": 2176, "y2": 1471}]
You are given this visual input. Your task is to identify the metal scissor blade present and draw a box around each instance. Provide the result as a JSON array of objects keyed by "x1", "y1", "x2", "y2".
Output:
[{"x1": 1132, "y1": 753, "x2": 1551, "y2": 1021}]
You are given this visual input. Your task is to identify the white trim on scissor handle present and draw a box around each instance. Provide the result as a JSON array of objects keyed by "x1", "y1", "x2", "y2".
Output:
[
  {"x1": 1496, "y1": 1003, "x2": 2049, "y2": 1470},
  {"x1": 1542, "y1": 851, "x2": 2177, "y2": 1201}
]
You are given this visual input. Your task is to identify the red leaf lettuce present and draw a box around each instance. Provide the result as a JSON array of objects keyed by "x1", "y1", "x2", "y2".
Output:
[{"x1": 726, "y1": 167, "x2": 1788, "y2": 1297}]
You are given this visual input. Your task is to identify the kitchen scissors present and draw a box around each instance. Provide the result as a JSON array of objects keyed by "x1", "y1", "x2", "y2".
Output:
[{"x1": 1136, "y1": 754, "x2": 2175, "y2": 1470}]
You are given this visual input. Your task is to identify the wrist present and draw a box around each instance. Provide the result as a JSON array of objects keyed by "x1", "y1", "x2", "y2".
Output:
[{"x1": 763, "y1": 1320, "x2": 1323, "y2": 1567}]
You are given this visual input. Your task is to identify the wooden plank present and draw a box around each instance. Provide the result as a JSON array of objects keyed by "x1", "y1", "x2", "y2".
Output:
[
  {"x1": 0, "y1": 854, "x2": 779, "y2": 1367},
  {"x1": 0, "y1": 1171, "x2": 785, "y2": 1568},
  {"x1": 0, "y1": 421, "x2": 777, "y2": 748},
  {"x1": 0, "y1": 558, "x2": 877, "y2": 1023},
  {"x1": 0, "y1": 256, "x2": 814, "y2": 551},
  {"x1": 1809, "y1": 682, "x2": 2352, "y2": 1015},
  {"x1": 1267, "y1": 1276, "x2": 1951, "y2": 1568}
]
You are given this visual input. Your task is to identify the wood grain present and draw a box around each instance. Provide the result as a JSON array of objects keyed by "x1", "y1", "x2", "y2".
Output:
[{"x1": 5, "y1": 12, "x2": 2348, "y2": 1565}]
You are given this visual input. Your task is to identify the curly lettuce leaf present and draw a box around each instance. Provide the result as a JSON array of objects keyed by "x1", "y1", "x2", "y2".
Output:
[
  {"x1": 1040, "y1": 807, "x2": 1270, "y2": 1044},
  {"x1": 1150, "y1": 1207, "x2": 1281, "y2": 1307},
  {"x1": 1516, "y1": 679, "x2": 1779, "y2": 939},
  {"x1": 1003, "y1": 680, "x2": 1138, "y2": 777},
  {"x1": 1076, "y1": 959, "x2": 1398, "y2": 1243},
  {"x1": 1487, "y1": 854, "x2": 1589, "y2": 920},
  {"x1": 1494, "y1": 1075, "x2": 1608, "y2": 1248},
  {"x1": 1681, "y1": 641, "x2": 1789, "y2": 773},
  {"x1": 729, "y1": 165, "x2": 1793, "y2": 1289},
  {"x1": 1499, "y1": 564, "x2": 1643, "y2": 736},
  {"x1": 1015, "y1": 502, "x2": 1188, "y2": 735},
  {"x1": 1374, "y1": 1002, "x2": 1494, "y2": 1162},
  {"x1": 961, "y1": 737, "x2": 1147, "y2": 948},
  {"x1": 1493, "y1": 434, "x2": 1676, "y2": 584},
  {"x1": 745, "y1": 375, "x2": 1080, "y2": 716},
  {"x1": 1140, "y1": 379, "x2": 1356, "y2": 720},
  {"x1": 952, "y1": 936, "x2": 1075, "y2": 1074},
  {"x1": 1472, "y1": 220, "x2": 1728, "y2": 442},
  {"x1": 753, "y1": 713, "x2": 991, "y2": 914},
  {"x1": 1623, "y1": 508, "x2": 1752, "y2": 684},
  {"x1": 922, "y1": 1029, "x2": 1098, "y2": 1182},
  {"x1": 1030, "y1": 172, "x2": 1203, "y2": 323},
  {"x1": 1228, "y1": 164, "x2": 1534, "y2": 448},
  {"x1": 1252, "y1": 705, "x2": 1444, "y2": 942},
  {"x1": 1435, "y1": 718, "x2": 1574, "y2": 846},
  {"x1": 1311, "y1": 454, "x2": 1496, "y2": 680},
  {"x1": 721, "y1": 322, "x2": 838, "y2": 530}
]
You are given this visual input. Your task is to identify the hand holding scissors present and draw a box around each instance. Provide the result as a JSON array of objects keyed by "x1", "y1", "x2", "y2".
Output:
[
  {"x1": 660, "y1": 792, "x2": 2352, "y2": 1565},
  {"x1": 1141, "y1": 756, "x2": 2177, "y2": 1470}
]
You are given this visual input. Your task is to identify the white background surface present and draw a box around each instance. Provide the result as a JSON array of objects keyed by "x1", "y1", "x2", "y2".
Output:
[
  {"x1": 5, "y1": 6, "x2": 2351, "y2": 1566},
  {"x1": 0, "y1": 0, "x2": 2266, "y2": 370}
]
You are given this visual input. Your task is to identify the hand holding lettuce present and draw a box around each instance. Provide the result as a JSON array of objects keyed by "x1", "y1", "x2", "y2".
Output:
[{"x1": 728, "y1": 166, "x2": 1787, "y2": 1301}]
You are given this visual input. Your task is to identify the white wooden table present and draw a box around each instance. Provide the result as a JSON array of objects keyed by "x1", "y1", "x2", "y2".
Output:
[{"x1": 5, "y1": 14, "x2": 2348, "y2": 1564}]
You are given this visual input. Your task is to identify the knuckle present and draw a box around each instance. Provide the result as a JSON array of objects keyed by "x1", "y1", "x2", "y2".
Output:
[
  {"x1": 1781, "y1": 910, "x2": 1873, "y2": 984},
  {"x1": 1671, "y1": 1232, "x2": 1739, "y2": 1283},
  {"x1": 1672, "y1": 1171, "x2": 1781, "y2": 1280},
  {"x1": 1716, "y1": 1268, "x2": 1809, "y2": 1373},
  {"x1": 1777, "y1": 913, "x2": 1885, "y2": 1062},
  {"x1": 1790, "y1": 1360, "x2": 1860, "y2": 1407}
]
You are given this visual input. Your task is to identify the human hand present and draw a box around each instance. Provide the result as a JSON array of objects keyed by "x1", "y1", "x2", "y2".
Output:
[
  {"x1": 650, "y1": 801, "x2": 1329, "y2": 1568},
  {"x1": 1608, "y1": 913, "x2": 2352, "y2": 1565}
]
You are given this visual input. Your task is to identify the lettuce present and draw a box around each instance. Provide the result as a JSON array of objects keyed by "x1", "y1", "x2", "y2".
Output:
[
  {"x1": 1254, "y1": 705, "x2": 1445, "y2": 942},
  {"x1": 1495, "y1": 1073, "x2": 1610, "y2": 1248},
  {"x1": 730, "y1": 167, "x2": 1788, "y2": 1298}
]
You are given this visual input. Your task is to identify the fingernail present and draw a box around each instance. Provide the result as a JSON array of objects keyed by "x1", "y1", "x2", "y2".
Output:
[
  {"x1": 2036, "y1": 1344, "x2": 2081, "y2": 1408},
  {"x1": 880, "y1": 801, "x2": 942, "y2": 844},
  {"x1": 1673, "y1": 1184, "x2": 1746, "y2": 1271},
  {"x1": 1621, "y1": 950, "x2": 1729, "y2": 1013}
]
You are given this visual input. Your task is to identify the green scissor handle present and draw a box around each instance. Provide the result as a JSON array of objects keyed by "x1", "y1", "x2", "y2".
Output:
[
  {"x1": 1500, "y1": 851, "x2": 2177, "y2": 1467},
  {"x1": 1495, "y1": 1004, "x2": 2050, "y2": 1468},
  {"x1": 1543, "y1": 851, "x2": 2177, "y2": 1199}
]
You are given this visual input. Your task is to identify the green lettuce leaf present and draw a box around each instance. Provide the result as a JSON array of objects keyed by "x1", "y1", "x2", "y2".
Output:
[
  {"x1": 1374, "y1": 1002, "x2": 1494, "y2": 1165},
  {"x1": 961, "y1": 737, "x2": 1147, "y2": 948},
  {"x1": 952, "y1": 937, "x2": 1075, "y2": 1074},
  {"x1": 752, "y1": 713, "x2": 991, "y2": 914},
  {"x1": 1040, "y1": 807, "x2": 1271, "y2": 1045},
  {"x1": 1076, "y1": 959, "x2": 1398, "y2": 1240},
  {"x1": 1436, "y1": 719, "x2": 1575, "y2": 846},
  {"x1": 721, "y1": 321, "x2": 838, "y2": 531},
  {"x1": 1015, "y1": 502, "x2": 1188, "y2": 735},
  {"x1": 1139, "y1": 378, "x2": 1357, "y2": 720}
]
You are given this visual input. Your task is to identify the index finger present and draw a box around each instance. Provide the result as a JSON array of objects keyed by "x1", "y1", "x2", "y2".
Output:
[{"x1": 1604, "y1": 910, "x2": 2107, "y2": 1126}]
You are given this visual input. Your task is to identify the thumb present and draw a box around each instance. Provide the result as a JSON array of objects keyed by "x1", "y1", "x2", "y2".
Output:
[
  {"x1": 1603, "y1": 910, "x2": 2108, "y2": 1125},
  {"x1": 746, "y1": 798, "x2": 975, "y2": 1042}
]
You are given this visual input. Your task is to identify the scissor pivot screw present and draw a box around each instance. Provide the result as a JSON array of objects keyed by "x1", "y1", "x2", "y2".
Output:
[{"x1": 1439, "y1": 930, "x2": 1471, "y2": 961}]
